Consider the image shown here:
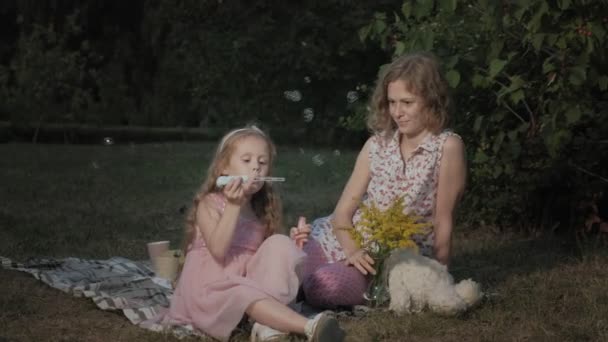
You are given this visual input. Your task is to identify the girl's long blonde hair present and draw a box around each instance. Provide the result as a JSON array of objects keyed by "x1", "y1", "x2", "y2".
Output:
[
  {"x1": 368, "y1": 51, "x2": 451, "y2": 139},
  {"x1": 182, "y1": 125, "x2": 283, "y2": 252}
]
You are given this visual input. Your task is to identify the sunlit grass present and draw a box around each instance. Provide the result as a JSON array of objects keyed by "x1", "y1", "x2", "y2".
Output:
[{"x1": 1, "y1": 142, "x2": 607, "y2": 342}]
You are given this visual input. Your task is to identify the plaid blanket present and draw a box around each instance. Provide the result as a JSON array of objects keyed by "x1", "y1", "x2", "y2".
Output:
[
  {"x1": 0, "y1": 255, "x2": 199, "y2": 338},
  {"x1": 1, "y1": 255, "x2": 368, "y2": 340}
]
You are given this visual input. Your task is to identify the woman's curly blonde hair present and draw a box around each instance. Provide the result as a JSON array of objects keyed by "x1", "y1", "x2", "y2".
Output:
[
  {"x1": 182, "y1": 125, "x2": 282, "y2": 252},
  {"x1": 368, "y1": 52, "x2": 451, "y2": 138}
]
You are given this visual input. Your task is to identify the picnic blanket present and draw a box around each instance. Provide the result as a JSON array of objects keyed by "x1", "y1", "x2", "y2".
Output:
[
  {"x1": 0, "y1": 255, "x2": 199, "y2": 338},
  {"x1": 1, "y1": 255, "x2": 370, "y2": 339}
]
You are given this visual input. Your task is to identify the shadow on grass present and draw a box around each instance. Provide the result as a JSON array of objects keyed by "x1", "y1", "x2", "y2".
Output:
[{"x1": 450, "y1": 233, "x2": 606, "y2": 288}]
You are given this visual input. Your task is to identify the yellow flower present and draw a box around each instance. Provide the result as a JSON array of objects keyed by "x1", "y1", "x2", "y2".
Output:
[
  {"x1": 351, "y1": 197, "x2": 431, "y2": 307},
  {"x1": 350, "y1": 197, "x2": 431, "y2": 258}
]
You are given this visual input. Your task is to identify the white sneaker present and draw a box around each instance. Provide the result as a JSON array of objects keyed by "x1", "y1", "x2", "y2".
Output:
[
  {"x1": 304, "y1": 313, "x2": 345, "y2": 342},
  {"x1": 250, "y1": 322, "x2": 289, "y2": 342}
]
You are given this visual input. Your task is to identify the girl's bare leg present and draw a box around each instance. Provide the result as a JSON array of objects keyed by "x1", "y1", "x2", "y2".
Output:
[{"x1": 246, "y1": 298, "x2": 307, "y2": 334}]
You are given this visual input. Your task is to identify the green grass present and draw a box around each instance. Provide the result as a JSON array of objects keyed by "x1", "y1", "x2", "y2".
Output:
[{"x1": 1, "y1": 142, "x2": 607, "y2": 342}]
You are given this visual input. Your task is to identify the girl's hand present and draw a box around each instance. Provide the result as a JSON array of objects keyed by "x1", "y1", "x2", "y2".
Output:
[
  {"x1": 222, "y1": 177, "x2": 256, "y2": 205},
  {"x1": 289, "y1": 216, "x2": 311, "y2": 249},
  {"x1": 344, "y1": 248, "x2": 376, "y2": 275}
]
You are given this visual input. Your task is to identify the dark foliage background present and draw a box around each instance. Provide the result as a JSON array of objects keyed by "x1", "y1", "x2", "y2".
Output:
[{"x1": 1, "y1": 0, "x2": 607, "y2": 235}]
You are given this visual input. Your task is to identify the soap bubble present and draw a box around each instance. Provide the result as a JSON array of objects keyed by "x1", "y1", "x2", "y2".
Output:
[
  {"x1": 283, "y1": 90, "x2": 302, "y2": 102},
  {"x1": 346, "y1": 91, "x2": 359, "y2": 104},
  {"x1": 312, "y1": 154, "x2": 324, "y2": 166},
  {"x1": 302, "y1": 108, "x2": 314, "y2": 122}
]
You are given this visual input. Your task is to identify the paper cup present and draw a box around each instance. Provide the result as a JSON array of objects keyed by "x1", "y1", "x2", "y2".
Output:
[
  {"x1": 147, "y1": 241, "x2": 170, "y2": 263},
  {"x1": 154, "y1": 250, "x2": 180, "y2": 280}
]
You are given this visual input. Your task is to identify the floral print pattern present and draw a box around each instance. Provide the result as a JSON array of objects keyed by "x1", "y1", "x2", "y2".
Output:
[{"x1": 310, "y1": 130, "x2": 460, "y2": 262}]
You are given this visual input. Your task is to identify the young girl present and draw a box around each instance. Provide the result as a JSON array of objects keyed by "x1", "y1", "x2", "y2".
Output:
[
  {"x1": 299, "y1": 52, "x2": 467, "y2": 308},
  {"x1": 156, "y1": 126, "x2": 344, "y2": 341}
]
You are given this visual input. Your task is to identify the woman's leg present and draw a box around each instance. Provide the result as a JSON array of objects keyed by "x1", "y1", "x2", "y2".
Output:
[
  {"x1": 299, "y1": 239, "x2": 331, "y2": 280},
  {"x1": 301, "y1": 240, "x2": 369, "y2": 308},
  {"x1": 302, "y1": 262, "x2": 369, "y2": 308}
]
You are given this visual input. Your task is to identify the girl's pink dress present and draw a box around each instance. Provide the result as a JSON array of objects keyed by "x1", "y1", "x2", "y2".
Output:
[{"x1": 158, "y1": 193, "x2": 305, "y2": 341}]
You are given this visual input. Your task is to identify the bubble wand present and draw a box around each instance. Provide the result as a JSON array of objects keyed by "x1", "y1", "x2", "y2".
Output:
[{"x1": 216, "y1": 175, "x2": 286, "y2": 187}]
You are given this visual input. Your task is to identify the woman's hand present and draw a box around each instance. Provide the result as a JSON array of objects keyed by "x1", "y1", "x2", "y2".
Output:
[
  {"x1": 289, "y1": 216, "x2": 311, "y2": 249},
  {"x1": 344, "y1": 248, "x2": 376, "y2": 275}
]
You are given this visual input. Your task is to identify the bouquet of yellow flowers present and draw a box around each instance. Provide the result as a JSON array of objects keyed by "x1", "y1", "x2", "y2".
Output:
[{"x1": 350, "y1": 197, "x2": 431, "y2": 306}]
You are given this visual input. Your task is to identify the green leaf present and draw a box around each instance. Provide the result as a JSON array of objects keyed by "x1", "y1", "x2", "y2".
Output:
[
  {"x1": 568, "y1": 66, "x2": 586, "y2": 86},
  {"x1": 490, "y1": 110, "x2": 506, "y2": 123},
  {"x1": 374, "y1": 19, "x2": 387, "y2": 35},
  {"x1": 510, "y1": 89, "x2": 525, "y2": 104},
  {"x1": 393, "y1": 11, "x2": 401, "y2": 23},
  {"x1": 504, "y1": 162, "x2": 515, "y2": 175},
  {"x1": 394, "y1": 41, "x2": 406, "y2": 56},
  {"x1": 557, "y1": 0, "x2": 571, "y2": 9},
  {"x1": 474, "y1": 149, "x2": 489, "y2": 163},
  {"x1": 589, "y1": 22, "x2": 606, "y2": 41},
  {"x1": 401, "y1": 2, "x2": 412, "y2": 17},
  {"x1": 528, "y1": 1, "x2": 549, "y2": 32},
  {"x1": 565, "y1": 106, "x2": 581, "y2": 124},
  {"x1": 545, "y1": 34, "x2": 558, "y2": 46},
  {"x1": 531, "y1": 33, "x2": 544, "y2": 52},
  {"x1": 492, "y1": 131, "x2": 505, "y2": 153},
  {"x1": 509, "y1": 141, "x2": 521, "y2": 158},
  {"x1": 489, "y1": 59, "x2": 507, "y2": 78},
  {"x1": 421, "y1": 31, "x2": 435, "y2": 50},
  {"x1": 517, "y1": 123, "x2": 529, "y2": 133},
  {"x1": 586, "y1": 36, "x2": 594, "y2": 54},
  {"x1": 508, "y1": 75, "x2": 525, "y2": 90},
  {"x1": 598, "y1": 76, "x2": 608, "y2": 91},
  {"x1": 472, "y1": 73, "x2": 485, "y2": 88},
  {"x1": 414, "y1": 0, "x2": 434, "y2": 19},
  {"x1": 542, "y1": 59, "x2": 555, "y2": 73},
  {"x1": 438, "y1": 0, "x2": 457, "y2": 12},
  {"x1": 358, "y1": 25, "x2": 372, "y2": 43},
  {"x1": 446, "y1": 69, "x2": 460, "y2": 88},
  {"x1": 473, "y1": 115, "x2": 483, "y2": 132},
  {"x1": 444, "y1": 55, "x2": 459, "y2": 69},
  {"x1": 513, "y1": 6, "x2": 528, "y2": 22},
  {"x1": 493, "y1": 165, "x2": 503, "y2": 178},
  {"x1": 499, "y1": 75, "x2": 525, "y2": 98},
  {"x1": 489, "y1": 40, "x2": 505, "y2": 61}
]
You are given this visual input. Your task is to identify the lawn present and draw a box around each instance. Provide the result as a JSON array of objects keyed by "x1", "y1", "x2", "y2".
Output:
[{"x1": 1, "y1": 142, "x2": 607, "y2": 342}]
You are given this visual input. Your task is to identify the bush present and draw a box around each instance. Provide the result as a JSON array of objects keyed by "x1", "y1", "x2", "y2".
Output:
[
  {"x1": 352, "y1": 0, "x2": 608, "y2": 232},
  {"x1": 0, "y1": 0, "x2": 400, "y2": 144},
  {"x1": 4, "y1": 10, "x2": 99, "y2": 139}
]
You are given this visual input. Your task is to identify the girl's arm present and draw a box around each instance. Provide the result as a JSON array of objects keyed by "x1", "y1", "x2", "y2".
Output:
[
  {"x1": 332, "y1": 139, "x2": 375, "y2": 274},
  {"x1": 434, "y1": 135, "x2": 467, "y2": 266},
  {"x1": 197, "y1": 179, "x2": 252, "y2": 262},
  {"x1": 290, "y1": 216, "x2": 311, "y2": 249}
]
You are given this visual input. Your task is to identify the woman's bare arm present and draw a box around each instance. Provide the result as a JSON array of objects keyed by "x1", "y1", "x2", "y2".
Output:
[{"x1": 434, "y1": 135, "x2": 467, "y2": 266}]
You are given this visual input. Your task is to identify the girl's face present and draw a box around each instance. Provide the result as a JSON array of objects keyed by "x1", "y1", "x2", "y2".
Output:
[
  {"x1": 387, "y1": 80, "x2": 428, "y2": 137},
  {"x1": 222, "y1": 135, "x2": 271, "y2": 194}
]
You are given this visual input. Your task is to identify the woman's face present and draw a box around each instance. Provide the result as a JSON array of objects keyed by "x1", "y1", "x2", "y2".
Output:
[{"x1": 387, "y1": 80, "x2": 428, "y2": 137}]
